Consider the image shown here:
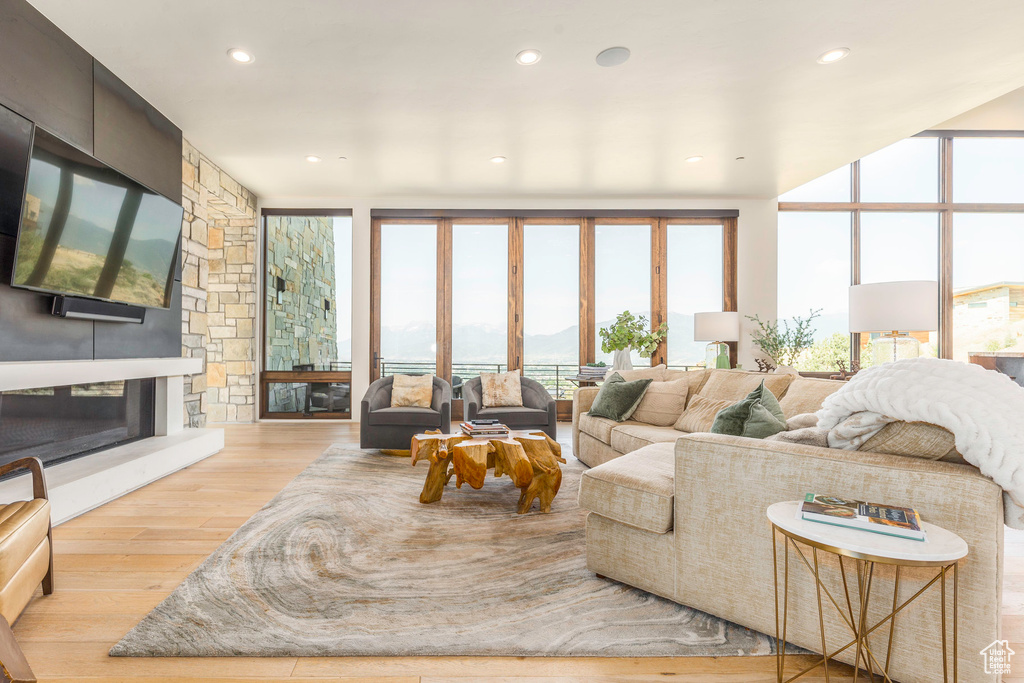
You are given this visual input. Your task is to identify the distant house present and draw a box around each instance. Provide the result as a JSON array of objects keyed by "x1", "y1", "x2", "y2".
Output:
[{"x1": 954, "y1": 282, "x2": 1024, "y2": 325}]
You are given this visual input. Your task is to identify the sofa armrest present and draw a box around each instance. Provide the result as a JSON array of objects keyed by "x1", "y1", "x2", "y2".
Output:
[
  {"x1": 573, "y1": 386, "x2": 600, "y2": 418},
  {"x1": 463, "y1": 378, "x2": 481, "y2": 421},
  {"x1": 671, "y1": 432, "x2": 1003, "y2": 680},
  {"x1": 572, "y1": 386, "x2": 601, "y2": 455}
]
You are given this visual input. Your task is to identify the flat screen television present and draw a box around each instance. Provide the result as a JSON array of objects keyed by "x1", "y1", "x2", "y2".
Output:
[
  {"x1": 11, "y1": 128, "x2": 183, "y2": 309},
  {"x1": 0, "y1": 104, "x2": 33, "y2": 239}
]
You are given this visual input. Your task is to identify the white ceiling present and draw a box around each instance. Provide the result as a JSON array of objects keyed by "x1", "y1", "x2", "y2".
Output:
[
  {"x1": 932, "y1": 85, "x2": 1024, "y2": 130},
  {"x1": 27, "y1": 0, "x2": 1024, "y2": 201}
]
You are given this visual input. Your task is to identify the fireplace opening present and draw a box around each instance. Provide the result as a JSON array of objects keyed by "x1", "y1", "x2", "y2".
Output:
[{"x1": 0, "y1": 379, "x2": 156, "y2": 469}]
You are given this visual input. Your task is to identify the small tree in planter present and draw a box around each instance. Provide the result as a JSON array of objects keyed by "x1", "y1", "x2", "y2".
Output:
[
  {"x1": 599, "y1": 311, "x2": 668, "y2": 371},
  {"x1": 746, "y1": 309, "x2": 820, "y2": 370}
]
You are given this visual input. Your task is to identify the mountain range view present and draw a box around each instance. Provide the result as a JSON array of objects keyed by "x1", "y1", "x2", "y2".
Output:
[{"x1": 347, "y1": 312, "x2": 712, "y2": 366}]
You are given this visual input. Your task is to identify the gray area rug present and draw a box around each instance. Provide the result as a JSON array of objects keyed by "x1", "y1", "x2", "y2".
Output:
[{"x1": 111, "y1": 444, "x2": 777, "y2": 657}]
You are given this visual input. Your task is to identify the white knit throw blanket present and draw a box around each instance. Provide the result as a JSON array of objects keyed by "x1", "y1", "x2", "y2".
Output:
[{"x1": 816, "y1": 357, "x2": 1024, "y2": 529}]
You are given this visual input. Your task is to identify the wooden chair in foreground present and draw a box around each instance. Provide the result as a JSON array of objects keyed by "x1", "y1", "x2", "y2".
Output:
[{"x1": 0, "y1": 457, "x2": 54, "y2": 683}]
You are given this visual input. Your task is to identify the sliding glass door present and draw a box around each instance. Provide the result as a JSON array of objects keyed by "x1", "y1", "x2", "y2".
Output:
[
  {"x1": 594, "y1": 221, "x2": 652, "y2": 366},
  {"x1": 451, "y1": 221, "x2": 508, "y2": 396},
  {"x1": 370, "y1": 213, "x2": 735, "y2": 416},
  {"x1": 523, "y1": 221, "x2": 579, "y2": 399},
  {"x1": 378, "y1": 222, "x2": 437, "y2": 378}
]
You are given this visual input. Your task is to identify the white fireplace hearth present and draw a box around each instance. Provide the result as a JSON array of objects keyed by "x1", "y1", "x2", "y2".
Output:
[{"x1": 0, "y1": 357, "x2": 224, "y2": 524}]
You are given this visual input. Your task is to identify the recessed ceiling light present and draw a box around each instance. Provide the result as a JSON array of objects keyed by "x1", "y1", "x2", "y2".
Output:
[
  {"x1": 596, "y1": 47, "x2": 631, "y2": 67},
  {"x1": 685, "y1": 155, "x2": 704, "y2": 163},
  {"x1": 338, "y1": 156, "x2": 347, "y2": 160},
  {"x1": 816, "y1": 47, "x2": 850, "y2": 64},
  {"x1": 735, "y1": 156, "x2": 746, "y2": 161},
  {"x1": 227, "y1": 48, "x2": 254, "y2": 64},
  {"x1": 306, "y1": 155, "x2": 321, "y2": 163},
  {"x1": 515, "y1": 49, "x2": 541, "y2": 66},
  {"x1": 490, "y1": 156, "x2": 507, "y2": 164}
]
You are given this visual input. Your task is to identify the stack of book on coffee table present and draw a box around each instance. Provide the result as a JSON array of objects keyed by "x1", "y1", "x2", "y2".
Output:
[{"x1": 460, "y1": 420, "x2": 509, "y2": 437}]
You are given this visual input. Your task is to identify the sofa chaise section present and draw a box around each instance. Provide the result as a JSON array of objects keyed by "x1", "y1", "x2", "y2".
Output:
[{"x1": 579, "y1": 432, "x2": 1002, "y2": 683}]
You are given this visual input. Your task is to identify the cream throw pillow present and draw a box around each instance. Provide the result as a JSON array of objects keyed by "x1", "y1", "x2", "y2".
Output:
[
  {"x1": 630, "y1": 379, "x2": 689, "y2": 427},
  {"x1": 480, "y1": 371, "x2": 523, "y2": 407},
  {"x1": 674, "y1": 395, "x2": 733, "y2": 433},
  {"x1": 390, "y1": 374, "x2": 434, "y2": 408}
]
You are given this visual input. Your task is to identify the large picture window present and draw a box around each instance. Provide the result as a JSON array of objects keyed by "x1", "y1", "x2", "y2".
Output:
[
  {"x1": 370, "y1": 212, "x2": 736, "y2": 413},
  {"x1": 261, "y1": 212, "x2": 352, "y2": 418},
  {"x1": 779, "y1": 132, "x2": 1024, "y2": 369}
]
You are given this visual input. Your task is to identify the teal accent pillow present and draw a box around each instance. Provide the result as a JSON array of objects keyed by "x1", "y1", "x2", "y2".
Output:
[
  {"x1": 589, "y1": 373, "x2": 653, "y2": 422},
  {"x1": 710, "y1": 380, "x2": 787, "y2": 439}
]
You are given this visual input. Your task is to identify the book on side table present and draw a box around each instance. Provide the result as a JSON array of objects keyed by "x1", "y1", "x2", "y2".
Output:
[{"x1": 800, "y1": 493, "x2": 926, "y2": 541}]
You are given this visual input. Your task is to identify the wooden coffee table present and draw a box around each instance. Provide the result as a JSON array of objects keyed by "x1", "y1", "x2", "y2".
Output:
[{"x1": 410, "y1": 430, "x2": 566, "y2": 513}]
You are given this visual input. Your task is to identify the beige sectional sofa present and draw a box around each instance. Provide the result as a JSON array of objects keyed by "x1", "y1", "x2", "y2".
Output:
[{"x1": 573, "y1": 367, "x2": 1002, "y2": 683}]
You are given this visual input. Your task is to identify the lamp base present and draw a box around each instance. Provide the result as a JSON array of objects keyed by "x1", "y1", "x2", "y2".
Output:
[
  {"x1": 868, "y1": 333, "x2": 920, "y2": 366},
  {"x1": 705, "y1": 342, "x2": 732, "y2": 369}
]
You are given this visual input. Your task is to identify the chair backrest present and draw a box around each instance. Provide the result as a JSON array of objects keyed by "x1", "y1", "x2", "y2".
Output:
[
  {"x1": 366, "y1": 375, "x2": 450, "y2": 411},
  {"x1": 463, "y1": 374, "x2": 552, "y2": 409}
]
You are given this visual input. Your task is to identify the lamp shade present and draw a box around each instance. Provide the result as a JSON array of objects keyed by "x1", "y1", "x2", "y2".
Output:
[
  {"x1": 848, "y1": 281, "x2": 938, "y2": 332},
  {"x1": 693, "y1": 311, "x2": 740, "y2": 342}
]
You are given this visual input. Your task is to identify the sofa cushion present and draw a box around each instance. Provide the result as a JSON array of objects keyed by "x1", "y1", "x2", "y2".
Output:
[
  {"x1": 710, "y1": 380, "x2": 787, "y2": 439},
  {"x1": 630, "y1": 378, "x2": 689, "y2": 426},
  {"x1": 367, "y1": 406, "x2": 441, "y2": 427},
  {"x1": 476, "y1": 406, "x2": 548, "y2": 427},
  {"x1": 859, "y1": 421, "x2": 963, "y2": 462},
  {"x1": 779, "y1": 377, "x2": 845, "y2": 419},
  {"x1": 662, "y1": 369, "x2": 710, "y2": 406},
  {"x1": 578, "y1": 442, "x2": 675, "y2": 533},
  {"x1": 698, "y1": 370, "x2": 794, "y2": 403},
  {"x1": 589, "y1": 374, "x2": 652, "y2": 421},
  {"x1": 578, "y1": 413, "x2": 624, "y2": 444},
  {"x1": 604, "y1": 364, "x2": 667, "y2": 382},
  {"x1": 610, "y1": 424, "x2": 682, "y2": 453},
  {"x1": 674, "y1": 395, "x2": 733, "y2": 433}
]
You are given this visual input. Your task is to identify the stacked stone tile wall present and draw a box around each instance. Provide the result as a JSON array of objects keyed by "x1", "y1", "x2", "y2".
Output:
[
  {"x1": 265, "y1": 216, "x2": 338, "y2": 371},
  {"x1": 181, "y1": 140, "x2": 258, "y2": 426}
]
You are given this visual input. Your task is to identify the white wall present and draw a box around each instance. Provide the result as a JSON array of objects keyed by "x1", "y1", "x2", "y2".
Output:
[{"x1": 261, "y1": 195, "x2": 779, "y2": 420}]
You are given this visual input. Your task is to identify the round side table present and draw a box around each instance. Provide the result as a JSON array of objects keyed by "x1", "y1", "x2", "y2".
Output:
[{"x1": 767, "y1": 501, "x2": 968, "y2": 683}]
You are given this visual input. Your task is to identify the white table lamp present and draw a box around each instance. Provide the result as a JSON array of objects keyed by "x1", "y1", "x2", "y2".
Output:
[
  {"x1": 694, "y1": 311, "x2": 739, "y2": 369},
  {"x1": 849, "y1": 281, "x2": 938, "y2": 365}
]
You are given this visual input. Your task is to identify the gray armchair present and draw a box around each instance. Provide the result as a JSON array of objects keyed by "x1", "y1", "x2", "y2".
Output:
[
  {"x1": 463, "y1": 376, "x2": 557, "y2": 439},
  {"x1": 360, "y1": 376, "x2": 451, "y2": 450}
]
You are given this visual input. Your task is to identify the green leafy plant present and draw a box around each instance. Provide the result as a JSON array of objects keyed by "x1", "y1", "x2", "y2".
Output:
[
  {"x1": 599, "y1": 311, "x2": 668, "y2": 358},
  {"x1": 746, "y1": 309, "x2": 821, "y2": 367}
]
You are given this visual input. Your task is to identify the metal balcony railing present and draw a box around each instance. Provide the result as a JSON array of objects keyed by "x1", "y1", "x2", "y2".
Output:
[{"x1": 378, "y1": 360, "x2": 704, "y2": 400}]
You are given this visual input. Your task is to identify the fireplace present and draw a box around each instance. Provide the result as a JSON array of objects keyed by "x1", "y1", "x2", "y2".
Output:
[{"x1": 0, "y1": 379, "x2": 155, "y2": 469}]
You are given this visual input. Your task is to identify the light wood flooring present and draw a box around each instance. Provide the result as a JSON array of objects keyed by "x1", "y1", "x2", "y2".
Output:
[{"x1": 11, "y1": 422, "x2": 1022, "y2": 682}]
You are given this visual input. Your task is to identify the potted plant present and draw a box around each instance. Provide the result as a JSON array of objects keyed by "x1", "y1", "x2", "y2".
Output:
[
  {"x1": 746, "y1": 309, "x2": 820, "y2": 370},
  {"x1": 599, "y1": 311, "x2": 668, "y2": 371}
]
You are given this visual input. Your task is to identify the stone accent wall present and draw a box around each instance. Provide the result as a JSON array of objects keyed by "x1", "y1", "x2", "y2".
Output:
[
  {"x1": 265, "y1": 216, "x2": 338, "y2": 371},
  {"x1": 180, "y1": 140, "x2": 259, "y2": 426}
]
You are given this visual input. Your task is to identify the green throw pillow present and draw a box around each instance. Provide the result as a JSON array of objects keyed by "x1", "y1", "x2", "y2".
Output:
[
  {"x1": 710, "y1": 380, "x2": 787, "y2": 439},
  {"x1": 589, "y1": 373, "x2": 652, "y2": 422}
]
